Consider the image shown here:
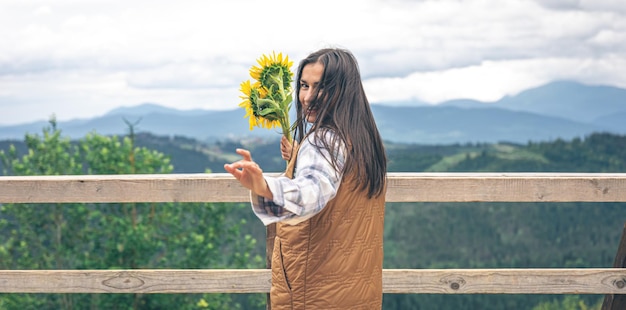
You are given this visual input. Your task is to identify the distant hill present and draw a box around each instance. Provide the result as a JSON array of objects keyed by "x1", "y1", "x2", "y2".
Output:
[
  {"x1": 0, "y1": 80, "x2": 624, "y2": 144},
  {"x1": 0, "y1": 108, "x2": 274, "y2": 142},
  {"x1": 592, "y1": 111, "x2": 626, "y2": 132},
  {"x1": 370, "y1": 105, "x2": 606, "y2": 144},
  {"x1": 106, "y1": 103, "x2": 216, "y2": 117},
  {"x1": 496, "y1": 81, "x2": 626, "y2": 123},
  {"x1": 443, "y1": 80, "x2": 626, "y2": 123}
]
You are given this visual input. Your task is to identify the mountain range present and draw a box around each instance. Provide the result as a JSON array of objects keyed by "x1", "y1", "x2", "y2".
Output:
[{"x1": 1, "y1": 80, "x2": 624, "y2": 144}]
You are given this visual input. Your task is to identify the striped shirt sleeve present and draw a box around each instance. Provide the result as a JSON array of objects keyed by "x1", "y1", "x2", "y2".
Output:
[{"x1": 250, "y1": 131, "x2": 345, "y2": 226}]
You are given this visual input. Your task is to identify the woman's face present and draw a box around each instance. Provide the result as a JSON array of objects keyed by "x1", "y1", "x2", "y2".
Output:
[{"x1": 299, "y1": 62, "x2": 324, "y2": 123}]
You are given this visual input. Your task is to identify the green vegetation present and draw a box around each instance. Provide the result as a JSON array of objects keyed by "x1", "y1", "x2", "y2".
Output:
[
  {"x1": 1, "y1": 122, "x2": 625, "y2": 309},
  {"x1": 532, "y1": 295, "x2": 601, "y2": 310},
  {"x1": 0, "y1": 120, "x2": 263, "y2": 309},
  {"x1": 382, "y1": 133, "x2": 626, "y2": 309}
]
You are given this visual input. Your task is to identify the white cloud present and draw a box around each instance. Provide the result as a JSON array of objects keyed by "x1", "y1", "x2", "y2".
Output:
[
  {"x1": 0, "y1": 0, "x2": 625, "y2": 125},
  {"x1": 364, "y1": 56, "x2": 626, "y2": 104}
]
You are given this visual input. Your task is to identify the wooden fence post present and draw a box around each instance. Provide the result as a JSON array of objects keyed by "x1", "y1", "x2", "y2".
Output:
[{"x1": 602, "y1": 222, "x2": 626, "y2": 310}]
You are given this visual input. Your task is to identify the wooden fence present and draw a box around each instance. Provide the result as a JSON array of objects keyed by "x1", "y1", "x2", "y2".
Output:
[{"x1": 2, "y1": 172, "x2": 626, "y2": 298}]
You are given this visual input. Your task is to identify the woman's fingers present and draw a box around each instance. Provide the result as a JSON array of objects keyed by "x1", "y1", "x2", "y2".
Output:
[
  {"x1": 224, "y1": 149, "x2": 263, "y2": 184},
  {"x1": 280, "y1": 136, "x2": 292, "y2": 161},
  {"x1": 224, "y1": 149, "x2": 272, "y2": 199},
  {"x1": 223, "y1": 162, "x2": 241, "y2": 177},
  {"x1": 224, "y1": 149, "x2": 254, "y2": 179},
  {"x1": 224, "y1": 160, "x2": 259, "y2": 174},
  {"x1": 236, "y1": 148, "x2": 252, "y2": 161}
]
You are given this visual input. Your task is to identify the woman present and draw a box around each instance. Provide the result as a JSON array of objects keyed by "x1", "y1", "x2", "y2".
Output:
[{"x1": 225, "y1": 48, "x2": 387, "y2": 309}]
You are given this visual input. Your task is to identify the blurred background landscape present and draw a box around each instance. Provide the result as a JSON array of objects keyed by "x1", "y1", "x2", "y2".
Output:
[{"x1": 2, "y1": 79, "x2": 625, "y2": 309}]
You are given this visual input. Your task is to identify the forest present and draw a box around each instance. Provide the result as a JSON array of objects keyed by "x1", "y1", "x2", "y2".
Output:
[{"x1": 1, "y1": 121, "x2": 626, "y2": 310}]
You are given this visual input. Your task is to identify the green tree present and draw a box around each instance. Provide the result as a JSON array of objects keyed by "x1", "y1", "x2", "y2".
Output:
[
  {"x1": 0, "y1": 120, "x2": 263, "y2": 309},
  {"x1": 531, "y1": 295, "x2": 601, "y2": 310}
]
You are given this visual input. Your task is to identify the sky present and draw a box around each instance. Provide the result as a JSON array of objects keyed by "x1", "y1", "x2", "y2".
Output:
[{"x1": 1, "y1": 0, "x2": 625, "y2": 126}]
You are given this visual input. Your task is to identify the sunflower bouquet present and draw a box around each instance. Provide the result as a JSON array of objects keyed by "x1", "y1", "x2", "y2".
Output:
[{"x1": 239, "y1": 52, "x2": 294, "y2": 144}]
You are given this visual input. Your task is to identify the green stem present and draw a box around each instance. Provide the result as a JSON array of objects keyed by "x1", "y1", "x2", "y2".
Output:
[
  {"x1": 270, "y1": 73, "x2": 287, "y2": 103},
  {"x1": 269, "y1": 72, "x2": 293, "y2": 167},
  {"x1": 268, "y1": 72, "x2": 291, "y2": 142},
  {"x1": 281, "y1": 117, "x2": 291, "y2": 143}
]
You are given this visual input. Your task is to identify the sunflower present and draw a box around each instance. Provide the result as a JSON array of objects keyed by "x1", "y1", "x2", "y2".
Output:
[
  {"x1": 239, "y1": 80, "x2": 260, "y2": 130},
  {"x1": 250, "y1": 52, "x2": 293, "y2": 101},
  {"x1": 239, "y1": 80, "x2": 281, "y2": 130},
  {"x1": 238, "y1": 51, "x2": 294, "y2": 144}
]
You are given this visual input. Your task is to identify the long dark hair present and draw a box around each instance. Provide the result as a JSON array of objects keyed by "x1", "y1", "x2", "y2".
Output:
[{"x1": 293, "y1": 48, "x2": 387, "y2": 198}]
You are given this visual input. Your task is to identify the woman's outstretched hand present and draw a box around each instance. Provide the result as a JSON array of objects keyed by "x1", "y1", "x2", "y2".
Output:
[{"x1": 224, "y1": 148, "x2": 273, "y2": 199}]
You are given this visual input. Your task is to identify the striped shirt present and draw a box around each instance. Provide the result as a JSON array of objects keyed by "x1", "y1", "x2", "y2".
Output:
[{"x1": 251, "y1": 131, "x2": 346, "y2": 226}]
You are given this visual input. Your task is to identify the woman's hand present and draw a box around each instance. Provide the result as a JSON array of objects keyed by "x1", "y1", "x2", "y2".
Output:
[
  {"x1": 280, "y1": 136, "x2": 298, "y2": 161},
  {"x1": 224, "y1": 149, "x2": 273, "y2": 199}
]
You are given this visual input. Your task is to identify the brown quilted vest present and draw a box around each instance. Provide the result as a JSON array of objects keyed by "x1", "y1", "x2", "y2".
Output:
[{"x1": 269, "y1": 146, "x2": 386, "y2": 309}]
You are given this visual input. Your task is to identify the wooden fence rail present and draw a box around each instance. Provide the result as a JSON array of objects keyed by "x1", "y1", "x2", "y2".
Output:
[
  {"x1": 2, "y1": 172, "x2": 626, "y2": 203},
  {"x1": 1, "y1": 173, "x2": 626, "y2": 295},
  {"x1": 3, "y1": 269, "x2": 626, "y2": 294}
]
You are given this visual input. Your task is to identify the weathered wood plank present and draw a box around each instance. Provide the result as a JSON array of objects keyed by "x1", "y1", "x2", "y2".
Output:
[
  {"x1": 387, "y1": 173, "x2": 626, "y2": 202},
  {"x1": 0, "y1": 269, "x2": 271, "y2": 294},
  {"x1": 0, "y1": 174, "x2": 245, "y2": 203},
  {"x1": 383, "y1": 269, "x2": 626, "y2": 294},
  {"x1": 3, "y1": 269, "x2": 626, "y2": 294},
  {"x1": 1, "y1": 173, "x2": 626, "y2": 203}
]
